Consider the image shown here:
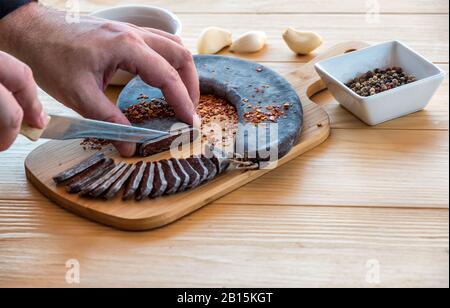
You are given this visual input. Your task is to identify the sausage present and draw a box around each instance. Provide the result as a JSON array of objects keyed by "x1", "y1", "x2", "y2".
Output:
[
  {"x1": 81, "y1": 162, "x2": 126, "y2": 196},
  {"x1": 104, "y1": 164, "x2": 136, "y2": 199},
  {"x1": 170, "y1": 158, "x2": 190, "y2": 192},
  {"x1": 66, "y1": 158, "x2": 115, "y2": 194},
  {"x1": 53, "y1": 152, "x2": 105, "y2": 184},
  {"x1": 57, "y1": 151, "x2": 231, "y2": 200},
  {"x1": 138, "y1": 129, "x2": 196, "y2": 157},
  {"x1": 150, "y1": 162, "x2": 168, "y2": 198},
  {"x1": 135, "y1": 162, "x2": 155, "y2": 201},
  {"x1": 123, "y1": 161, "x2": 146, "y2": 200},
  {"x1": 200, "y1": 156, "x2": 217, "y2": 181},
  {"x1": 186, "y1": 157, "x2": 208, "y2": 184},
  {"x1": 160, "y1": 160, "x2": 181, "y2": 194},
  {"x1": 178, "y1": 159, "x2": 201, "y2": 190},
  {"x1": 89, "y1": 162, "x2": 128, "y2": 198},
  {"x1": 210, "y1": 155, "x2": 230, "y2": 174}
]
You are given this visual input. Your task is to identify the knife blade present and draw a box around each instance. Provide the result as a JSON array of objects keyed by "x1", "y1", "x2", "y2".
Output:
[{"x1": 20, "y1": 115, "x2": 185, "y2": 143}]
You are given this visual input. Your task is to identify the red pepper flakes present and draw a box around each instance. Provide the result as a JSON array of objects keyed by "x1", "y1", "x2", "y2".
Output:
[
  {"x1": 123, "y1": 98, "x2": 175, "y2": 123},
  {"x1": 243, "y1": 104, "x2": 285, "y2": 125}
]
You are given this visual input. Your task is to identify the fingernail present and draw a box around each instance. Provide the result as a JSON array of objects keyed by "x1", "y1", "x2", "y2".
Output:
[{"x1": 39, "y1": 111, "x2": 50, "y2": 128}]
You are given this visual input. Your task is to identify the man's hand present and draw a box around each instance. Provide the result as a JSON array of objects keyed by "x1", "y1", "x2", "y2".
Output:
[
  {"x1": 0, "y1": 51, "x2": 47, "y2": 151},
  {"x1": 0, "y1": 3, "x2": 200, "y2": 157}
]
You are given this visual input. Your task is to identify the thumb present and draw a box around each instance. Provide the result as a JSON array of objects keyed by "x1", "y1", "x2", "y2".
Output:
[{"x1": 74, "y1": 83, "x2": 136, "y2": 157}]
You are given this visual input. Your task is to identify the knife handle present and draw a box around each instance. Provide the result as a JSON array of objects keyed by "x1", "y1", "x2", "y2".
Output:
[{"x1": 20, "y1": 115, "x2": 51, "y2": 142}]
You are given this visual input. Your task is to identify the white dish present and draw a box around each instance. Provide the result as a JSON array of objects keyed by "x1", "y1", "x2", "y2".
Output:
[
  {"x1": 90, "y1": 5, "x2": 182, "y2": 86},
  {"x1": 314, "y1": 41, "x2": 446, "y2": 125}
]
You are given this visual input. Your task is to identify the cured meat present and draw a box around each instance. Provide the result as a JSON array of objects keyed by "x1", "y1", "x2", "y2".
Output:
[
  {"x1": 104, "y1": 164, "x2": 136, "y2": 199},
  {"x1": 65, "y1": 158, "x2": 106, "y2": 187},
  {"x1": 170, "y1": 158, "x2": 189, "y2": 191},
  {"x1": 139, "y1": 129, "x2": 196, "y2": 157},
  {"x1": 53, "y1": 152, "x2": 105, "y2": 184},
  {"x1": 200, "y1": 156, "x2": 217, "y2": 181},
  {"x1": 88, "y1": 162, "x2": 128, "y2": 198},
  {"x1": 139, "y1": 135, "x2": 178, "y2": 157},
  {"x1": 81, "y1": 162, "x2": 126, "y2": 196},
  {"x1": 186, "y1": 157, "x2": 208, "y2": 183},
  {"x1": 150, "y1": 162, "x2": 168, "y2": 198},
  {"x1": 57, "y1": 151, "x2": 233, "y2": 201},
  {"x1": 208, "y1": 152, "x2": 230, "y2": 174},
  {"x1": 135, "y1": 163, "x2": 155, "y2": 201},
  {"x1": 123, "y1": 161, "x2": 146, "y2": 200},
  {"x1": 160, "y1": 160, "x2": 181, "y2": 194},
  {"x1": 66, "y1": 158, "x2": 115, "y2": 194},
  {"x1": 179, "y1": 159, "x2": 201, "y2": 189}
]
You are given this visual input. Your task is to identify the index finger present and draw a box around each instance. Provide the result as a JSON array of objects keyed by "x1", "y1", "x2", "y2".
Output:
[
  {"x1": 119, "y1": 44, "x2": 199, "y2": 125},
  {"x1": 139, "y1": 32, "x2": 200, "y2": 107},
  {"x1": 0, "y1": 51, "x2": 45, "y2": 129},
  {"x1": 0, "y1": 83, "x2": 24, "y2": 151}
]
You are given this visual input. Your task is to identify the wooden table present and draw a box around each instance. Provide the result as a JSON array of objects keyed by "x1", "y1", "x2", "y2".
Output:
[{"x1": 0, "y1": 0, "x2": 448, "y2": 288}]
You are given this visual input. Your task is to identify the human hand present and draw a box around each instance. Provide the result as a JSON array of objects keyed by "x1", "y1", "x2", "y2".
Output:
[
  {"x1": 0, "y1": 51, "x2": 47, "y2": 151},
  {"x1": 0, "y1": 3, "x2": 200, "y2": 157}
]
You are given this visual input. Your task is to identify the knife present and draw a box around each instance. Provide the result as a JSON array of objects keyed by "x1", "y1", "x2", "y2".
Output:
[{"x1": 20, "y1": 114, "x2": 184, "y2": 143}]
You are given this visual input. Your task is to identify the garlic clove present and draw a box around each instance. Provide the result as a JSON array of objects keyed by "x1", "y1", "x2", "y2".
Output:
[
  {"x1": 282, "y1": 27, "x2": 322, "y2": 55},
  {"x1": 230, "y1": 31, "x2": 267, "y2": 53},
  {"x1": 197, "y1": 27, "x2": 232, "y2": 55}
]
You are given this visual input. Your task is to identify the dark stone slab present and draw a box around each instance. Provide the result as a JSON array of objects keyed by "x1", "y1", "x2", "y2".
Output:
[{"x1": 118, "y1": 55, "x2": 303, "y2": 161}]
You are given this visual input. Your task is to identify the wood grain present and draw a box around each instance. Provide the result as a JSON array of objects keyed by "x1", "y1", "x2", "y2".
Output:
[
  {"x1": 41, "y1": 0, "x2": 449, "y2": 14},
  {"x1": 35, "y1": 3, "x2": 450, "y2": 63},
  {"x1": 178, "y1": 14, "x2": 449, "y2": 63},
  {"x1": 3, "y1": 129, "x2": 449, "y2": 209},
  {"x1": 0, "y1": 0, "x2": 448, "y2": 287},
  {"x1": 0, "y1": 200, "x2": 447, "y2": 287},
  {"x1": 220, "y1": 129, "x2": 449, "y2": 208}
]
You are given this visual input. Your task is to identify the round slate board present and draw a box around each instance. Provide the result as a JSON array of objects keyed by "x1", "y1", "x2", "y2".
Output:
[{"x1": 118, "y1": 55, "x2": 303, "y2": 161}]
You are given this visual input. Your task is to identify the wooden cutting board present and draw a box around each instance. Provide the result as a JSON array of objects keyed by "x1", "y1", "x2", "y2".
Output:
[{"x1": 25, "y1": 42, "x2": 369, "y2": 231}]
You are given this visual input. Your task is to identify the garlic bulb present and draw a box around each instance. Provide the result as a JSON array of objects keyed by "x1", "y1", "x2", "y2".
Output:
[
  {"x1": 282, "y1": 27, "x2": 322, "y2": 55},
  {"x1": 230, "y1": 31, "x2": 267, "y2": 53},
  {"x1": 197, "y1": 27, "x2": 232, "y2": 54}
]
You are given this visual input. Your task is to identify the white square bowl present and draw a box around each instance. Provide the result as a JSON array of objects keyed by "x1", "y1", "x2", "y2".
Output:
[{"x1": 314, "y1": 41, "x2": 446, "y2": 125}]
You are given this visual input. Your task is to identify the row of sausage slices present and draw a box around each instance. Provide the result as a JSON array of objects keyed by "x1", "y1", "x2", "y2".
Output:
[{"x1": 53, "y1": 152, "x2": 229, "y2": 201}]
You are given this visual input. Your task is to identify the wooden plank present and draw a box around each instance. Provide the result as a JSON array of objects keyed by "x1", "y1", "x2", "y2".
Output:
[
  {"x1": 174, "y1": 14, "x2": 449, "y2": 63},
  {"x1": 219, "y1": 129, "x2": 449, "y2": 208},
  {"x1": 25, "y1": 8, "x2": 450, "y2": 63},
  {"x1": 41, "y1": 0, "x2": 450, "y2": 14},
  {"x1": 0, "y1": 200, "x2": 447, "y2": 287},
  {"x1": 1, "y1": 129, "x2": 448, "y2": 209}
]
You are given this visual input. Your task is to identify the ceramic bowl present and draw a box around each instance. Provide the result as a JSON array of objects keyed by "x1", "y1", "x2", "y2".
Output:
[
  {"x1": 314, "y1": 41, "x2": 446, "y2": 125},
  {"x1": 90, "y1": 5, "x2": 182, "y2": 86}
]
